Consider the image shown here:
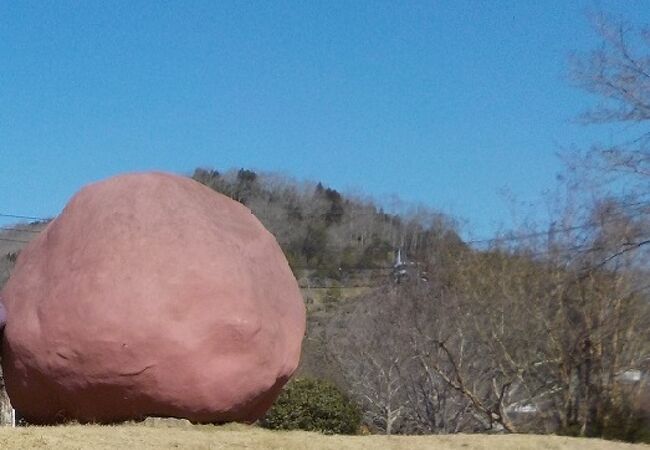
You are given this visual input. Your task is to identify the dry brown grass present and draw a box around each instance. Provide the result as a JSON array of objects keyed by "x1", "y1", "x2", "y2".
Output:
[{"x1": 0, "y1": 423, "x2": 648, "y2": 450}]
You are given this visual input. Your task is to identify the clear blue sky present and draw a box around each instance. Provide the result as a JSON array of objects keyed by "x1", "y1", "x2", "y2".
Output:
[{"x1": 1, "y1": 1, "x2": 648, "y2": 239}]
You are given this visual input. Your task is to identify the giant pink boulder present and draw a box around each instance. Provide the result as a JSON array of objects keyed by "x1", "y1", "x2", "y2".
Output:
[{"x1": 0, "y1": 172, "x2": 306, "y2": 424}]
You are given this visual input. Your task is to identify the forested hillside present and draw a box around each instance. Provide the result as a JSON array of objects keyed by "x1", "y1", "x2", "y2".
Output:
[{"x1": 192, "y1": 168, "x2": 464, "y2": 280}]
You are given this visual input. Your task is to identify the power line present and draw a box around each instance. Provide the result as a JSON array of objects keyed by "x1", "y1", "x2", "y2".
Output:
[
  {"x1": 465, "y1": 210, "x2": 650, "y2": 246},
  {"x1": 465, "y1": 225, "x2": 588, "y2": 245},
  {"x1": 1, "y1": 206, "x2": 647, "y2": 249},
  {"x1": 0, "y1": 225, "x2": 43, "y2": 234},
  {"x1": 0, "y1": 237, "x2": 30, "y2": 244},
  {"x1": 0, "y1": 212, "x2": 51, "y2": 221}
]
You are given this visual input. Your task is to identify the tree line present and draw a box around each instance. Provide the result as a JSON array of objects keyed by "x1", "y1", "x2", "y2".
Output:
[{"x1": 191, "y1": 167, "x2": 462, "y2": 280}]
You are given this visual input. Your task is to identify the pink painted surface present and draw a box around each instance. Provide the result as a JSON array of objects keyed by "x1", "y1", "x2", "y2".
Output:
[{"x1": 0, "y1": 172, "x2": 305, "y2": 424}]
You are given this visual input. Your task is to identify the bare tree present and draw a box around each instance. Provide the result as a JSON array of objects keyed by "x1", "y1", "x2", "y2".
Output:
[
  {"x1": 571, "y1": 13, "x2": 650, "y2": 126},
  {"x1": 568, "y1": 12, "x2": 650, "y2": 264},
  {"x1": 326, "y1": 287, "x2": 408, "y2": 434},
  {"x1": 326, "y1": 278, "x2": 507, "y2": 435}
]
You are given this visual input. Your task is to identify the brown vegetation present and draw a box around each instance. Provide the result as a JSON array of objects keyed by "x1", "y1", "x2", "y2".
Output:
[{"x1": 0, "y1": 423, "x2": 647, "y2": 450}]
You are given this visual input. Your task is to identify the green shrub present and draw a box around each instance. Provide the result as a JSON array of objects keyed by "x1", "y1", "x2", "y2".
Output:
[
  {"x1": 557, "y1": 403, "x2": 650, "y2": 444},
  {"x1": 602, "y1": 404, "x2": 650, "y2": 444},
  {"x1": 260, "y1": 378, "x2": 361, "y2": 434}
]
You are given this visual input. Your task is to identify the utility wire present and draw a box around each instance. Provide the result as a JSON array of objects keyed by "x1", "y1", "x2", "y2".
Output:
[
  {"x1": 465, "y1": 211, "x2": 650, "y2": 246},
  {"x1": 0, "y1": 212, "x2": 51, "y2": 221},
  {"x1": 465, "y1": 225, "x2": 587, "y2": 245},
  {"x1": 1, "y1": 206, "x2": 647, "y2": 248},
  {"x1": 0, "y1": 237, "x2": 30, "y2": 244},
  {"x1": 0, "y1": 225, "x2": 43, "y2": 234}
]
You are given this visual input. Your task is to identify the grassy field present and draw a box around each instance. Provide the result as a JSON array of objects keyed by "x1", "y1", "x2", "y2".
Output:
[{"x1": 0, "y1": 423, "x2": 647, "y2": 450}]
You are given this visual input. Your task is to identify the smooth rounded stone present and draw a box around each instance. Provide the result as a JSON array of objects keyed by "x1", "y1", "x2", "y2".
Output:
[
  {"x1": 141, "y1": 417, "x2": 193, "y2": 428},
  {"x1": 1, "y1": 172, "x2": 305, "y2": 424}
]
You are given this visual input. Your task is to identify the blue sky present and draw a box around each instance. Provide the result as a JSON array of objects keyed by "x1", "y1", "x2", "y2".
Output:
[{"x1": 1, "y1": 1, "x2": 648, "y2": 239}]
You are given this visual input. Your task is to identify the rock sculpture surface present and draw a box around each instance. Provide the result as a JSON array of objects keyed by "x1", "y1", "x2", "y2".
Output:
[{"x1": 1, "y1": 172, "x2": 305, "y2": 424}]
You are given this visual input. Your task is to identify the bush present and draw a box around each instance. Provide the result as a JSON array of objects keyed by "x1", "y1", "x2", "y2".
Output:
[
  {"x1": 602, "y1": 403, "x2": 650, "y2": 444},
  {"x1": 557, "y1": 402, "x2": 650, "y2": 444},
  {"x1": 260, "y1": 378, "x2": 361, "y2": 434}
]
